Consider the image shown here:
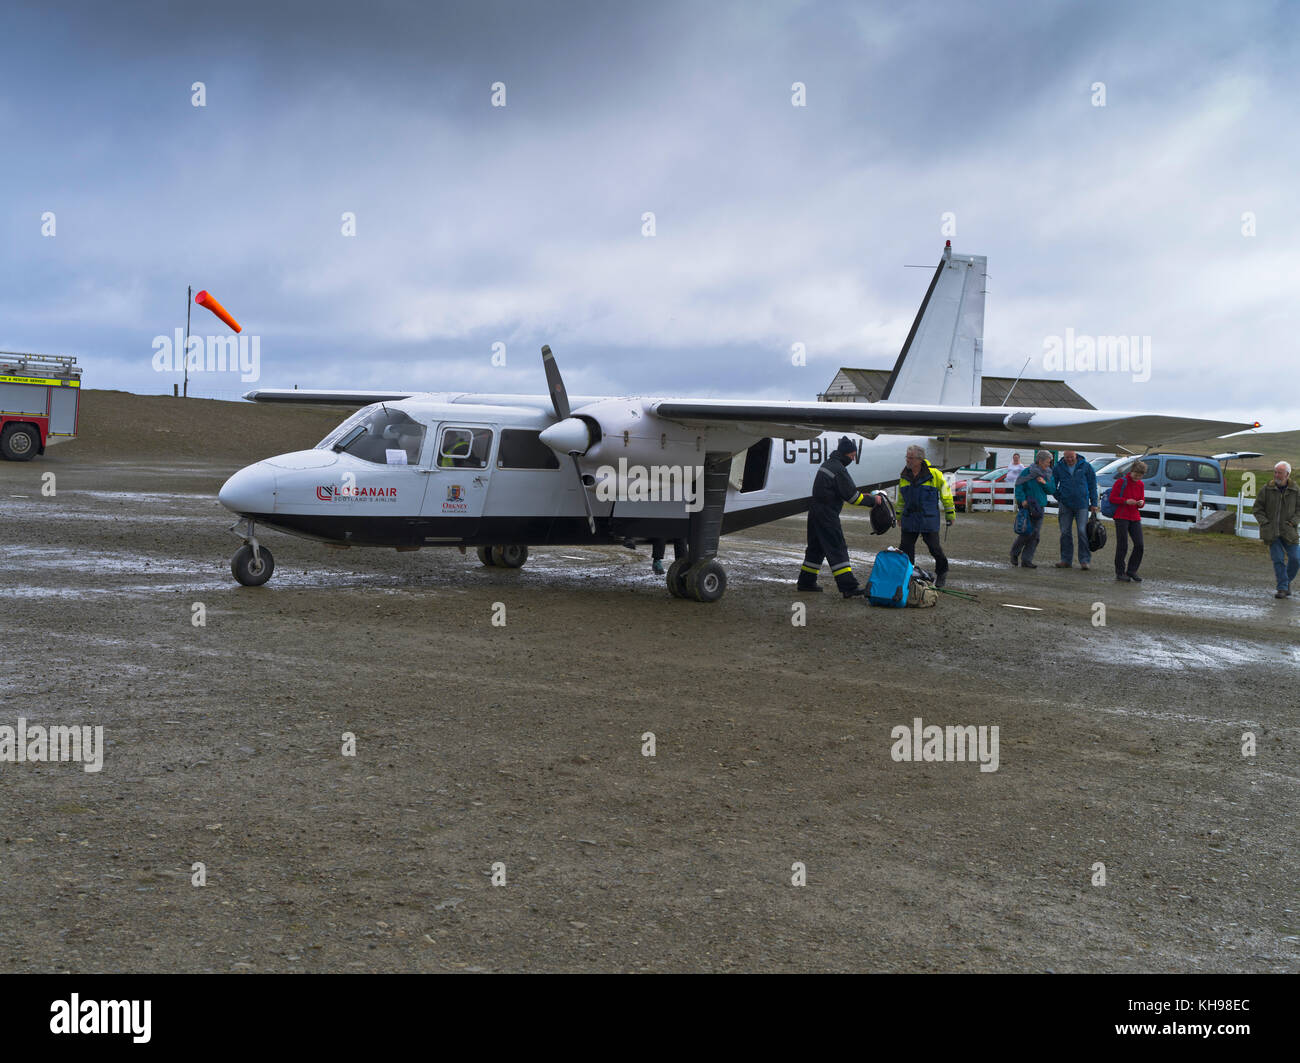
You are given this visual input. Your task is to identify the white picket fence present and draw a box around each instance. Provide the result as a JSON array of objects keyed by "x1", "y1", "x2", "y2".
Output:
[{"x1": 960, "y1": 481, "x2": 1261, "y2": 539}]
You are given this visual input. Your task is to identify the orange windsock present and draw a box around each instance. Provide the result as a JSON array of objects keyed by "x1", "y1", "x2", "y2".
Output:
[{"x1": 195, "y1": 290, "x2": 242, "y2": 333}]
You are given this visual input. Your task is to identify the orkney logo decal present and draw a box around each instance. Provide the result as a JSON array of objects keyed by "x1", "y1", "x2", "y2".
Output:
[{"x1": 443, "y1": 484, "x2": 468, "y2": 513}]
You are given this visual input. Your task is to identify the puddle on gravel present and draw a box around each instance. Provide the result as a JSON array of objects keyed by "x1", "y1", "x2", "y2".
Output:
[
  {"x1": 65, "y1": 490, "x2": 213, "y2": 503},
  {"x1": 1, "y1": 541, "x2": 1297, "y2": 650}
]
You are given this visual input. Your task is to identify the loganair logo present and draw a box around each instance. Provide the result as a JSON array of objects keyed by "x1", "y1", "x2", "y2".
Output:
[{"x1": 315, "y1": 484, "x2": 398, "y2": 502}]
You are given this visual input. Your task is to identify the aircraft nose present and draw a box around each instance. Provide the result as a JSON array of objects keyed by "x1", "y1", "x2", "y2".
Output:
[{"x1": 219, "y1": 463, "x2": 276, "y2": 514}]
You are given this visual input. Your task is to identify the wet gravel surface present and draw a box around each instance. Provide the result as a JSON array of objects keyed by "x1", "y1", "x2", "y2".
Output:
[{"x1": 1, "y1": 456, "x2": 1297, "y2": 972}]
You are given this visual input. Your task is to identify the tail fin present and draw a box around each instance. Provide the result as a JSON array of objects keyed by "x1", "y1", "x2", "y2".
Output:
[{"x1": 879, "y1": 242, "x2": 986, "y2": 406}]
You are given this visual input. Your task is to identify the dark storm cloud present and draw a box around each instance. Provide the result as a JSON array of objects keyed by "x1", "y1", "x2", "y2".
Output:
[{"x1": 0, "y1": 0, "x2": 1296, "y2": 425}]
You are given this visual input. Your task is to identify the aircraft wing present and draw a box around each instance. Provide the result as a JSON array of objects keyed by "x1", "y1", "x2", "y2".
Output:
[
  {"x1": 243, "y1": 388, "x2": 417, "y2": 405},
  {"x1": 650, "y1": 400, "x2": 1259, "y2": 448}
]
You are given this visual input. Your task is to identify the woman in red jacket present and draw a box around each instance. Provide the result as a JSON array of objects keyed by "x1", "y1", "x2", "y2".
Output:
[{"x1": 1110, "y1": 460, "x2": 1147, "y2": 582}]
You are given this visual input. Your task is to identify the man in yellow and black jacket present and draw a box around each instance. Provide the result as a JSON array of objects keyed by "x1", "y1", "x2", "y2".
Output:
[
  {"x1": 797, "y1": 436, "x2": 887, "y2": 598},
  {"x1": 894, "y1": 444, "x2": 955, "y2": 587}
]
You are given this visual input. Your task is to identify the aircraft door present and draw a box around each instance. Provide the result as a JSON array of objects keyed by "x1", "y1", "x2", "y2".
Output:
[{"x1": 421, "y1": 423, "x2": 496, "y2": 536}]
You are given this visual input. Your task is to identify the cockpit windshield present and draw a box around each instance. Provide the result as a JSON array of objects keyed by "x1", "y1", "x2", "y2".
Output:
[{"x1": 318, "y1": 406, "x2": 426, "y2": 465}]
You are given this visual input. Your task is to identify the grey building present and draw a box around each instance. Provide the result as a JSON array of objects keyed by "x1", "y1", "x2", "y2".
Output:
[{"x1": 818, "y1": 367, "x2": 1095, "y2": 409}]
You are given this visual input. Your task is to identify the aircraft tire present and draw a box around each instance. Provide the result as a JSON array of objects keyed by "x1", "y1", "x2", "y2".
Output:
[
  {"x1": 231, "y1": 544, "x2": 275, "y2": 587},
  {"x1": 477, "y1": 546, "x2": 496, "y2": 566},
  {"x1": 666, "y1": 558, "x2": 690, "y2": 598},
  {"x1": 684, "y1": 559, "x2": 726, "y2": 603},
  {"x1": 0, "y1": 423, "x2": 39, "y2": 461},
  {"x1": 492, "y1": 544, "x2": 528, "y2": 568}
]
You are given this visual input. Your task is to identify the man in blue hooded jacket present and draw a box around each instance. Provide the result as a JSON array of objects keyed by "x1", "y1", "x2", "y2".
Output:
[{"x1": 1052, "y1": 449, "x2": 1099, "y2": 569}]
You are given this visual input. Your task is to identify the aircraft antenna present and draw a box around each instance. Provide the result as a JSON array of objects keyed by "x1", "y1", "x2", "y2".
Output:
[{"x1": 1001, "y1": 357, "x2": 1033, "y2": 406}]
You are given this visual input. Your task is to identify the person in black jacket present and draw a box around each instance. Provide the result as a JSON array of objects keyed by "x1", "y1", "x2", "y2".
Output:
[{"x1": 797, "y1": 436, "x2": 886, "y2": 598}]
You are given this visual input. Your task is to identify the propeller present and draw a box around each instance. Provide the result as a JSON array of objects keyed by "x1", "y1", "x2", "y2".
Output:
[
  {"x1": 542, "y1": 344, "x2": 570, "y2": 420},
  {"x1": 539, "y1": 344, "x2": 596, "y2": 534}
]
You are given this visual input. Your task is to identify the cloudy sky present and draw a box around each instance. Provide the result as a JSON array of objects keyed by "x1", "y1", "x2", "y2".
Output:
[{"x1": 1, "y1": 0, "x2": 1295, "y2": 429}]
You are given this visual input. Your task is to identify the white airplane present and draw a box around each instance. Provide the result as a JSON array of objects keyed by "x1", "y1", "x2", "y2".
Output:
[{"x1": 219, "y1": 242, "x2": 1257, "y2": 601}]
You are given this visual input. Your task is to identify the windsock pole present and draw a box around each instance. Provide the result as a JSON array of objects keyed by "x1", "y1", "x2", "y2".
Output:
[
  {"x1": 187, "y1": 289, "x2": 242, "y2": 398},
  {"x1": 183, "y1": 285, "x2": 192, "y2": 398}
]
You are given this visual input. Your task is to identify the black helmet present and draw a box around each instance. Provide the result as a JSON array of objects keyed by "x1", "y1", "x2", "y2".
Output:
[{"x1": 870, "y1": 496, "x2": 896, "y2": 535}]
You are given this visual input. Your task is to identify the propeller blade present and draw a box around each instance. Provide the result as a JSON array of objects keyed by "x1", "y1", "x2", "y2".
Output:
[
  {"x1": 541, "y1": 344, "x2": 570, "y2": 420},
  {"x1": 572, "y1": 455, "x2": 596, "y2": 535}
]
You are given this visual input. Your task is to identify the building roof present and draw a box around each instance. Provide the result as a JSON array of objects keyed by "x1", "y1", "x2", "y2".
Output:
[{"x1": 821, "y1": 368, "x2": 1094, "y2": 409}]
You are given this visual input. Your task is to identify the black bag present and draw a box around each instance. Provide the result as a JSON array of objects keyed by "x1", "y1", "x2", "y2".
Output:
[
  {"x1": 1014, "y1": 507, "x2": 1032, "y2": 536},
  {"x1": 1086, "y1": 515, "x2": 1107, "y2": 552}
]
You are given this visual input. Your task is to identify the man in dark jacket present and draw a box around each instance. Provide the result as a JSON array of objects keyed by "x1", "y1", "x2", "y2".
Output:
[
  {"x1": 893, "y1": 444, "x2": 956, "y2": 587},
  {"x1": 1053, "y1": 449, "x2": 1099, "y2": 569},
  {"x1": 1252, "y1": 460, "x2": 1300, "y2": 598},
  {"x1": 797, "y1": 436, "x2": 885, "y2": 598}
]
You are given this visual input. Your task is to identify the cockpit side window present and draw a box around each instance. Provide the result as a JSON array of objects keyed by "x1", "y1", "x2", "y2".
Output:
[
  {"x1": 329, "y1": 407, "x2": 427, "y2": 465},
  {"x1": 439, "y1": 427, "x2": 493, "y2": 469},
  {"x1": 316, "y1": 408, "x2": 370, "y2": 450}
]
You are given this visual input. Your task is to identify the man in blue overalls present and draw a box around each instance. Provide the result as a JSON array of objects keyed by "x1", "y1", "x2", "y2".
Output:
[{"x1": 797, "y1": 437, "x2": 886, "y2": 598}]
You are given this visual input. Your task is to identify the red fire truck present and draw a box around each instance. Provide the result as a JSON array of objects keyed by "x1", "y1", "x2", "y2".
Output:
[{"x1": 0, "y1": 352, "x2": 82, "y2": 461}]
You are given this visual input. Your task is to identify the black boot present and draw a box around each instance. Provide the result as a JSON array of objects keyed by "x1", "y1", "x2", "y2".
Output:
[
  {"x1": 835, "y1": 572, "x2": 864, "y2": 598},
  {"x1": 796, "y1": 571, "x2": 823, "y2": 592}
]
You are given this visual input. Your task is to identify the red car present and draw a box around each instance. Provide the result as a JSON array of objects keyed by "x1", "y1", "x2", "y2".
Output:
[{"x1": 952, "y1": 467, "x2": 1015, "y2": 510}]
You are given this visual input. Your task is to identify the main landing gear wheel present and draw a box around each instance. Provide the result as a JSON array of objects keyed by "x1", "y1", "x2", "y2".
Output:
[
  {"x1": 477, "y1": 546, "x2": 496, "y2": 566},
  {"x1": 491, "y1": 544, "x2": 529, "y2": 568},
  {"x1": 0, "y1": 423, "x2": 39, "y2": 461},
  {"x1": 666, "y1": 557, "x2": 690, "y2": 599},
  {"x1": 231, "y1": 543, "x2": 275, "y2": 587},
  {"x1": 684, "y1": 559, "x2": 727, "y2": 603}
]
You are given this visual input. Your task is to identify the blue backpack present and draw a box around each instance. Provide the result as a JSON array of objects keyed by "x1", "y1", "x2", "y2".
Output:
[
  {"x1": 867, "y1": 547, "x2": 914, "y2": 607},
  {"x1": 1100, "y1": 479, "x2": 1124, "y2": 519}
]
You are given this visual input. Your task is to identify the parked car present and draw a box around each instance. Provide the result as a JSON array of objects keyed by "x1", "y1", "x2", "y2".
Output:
[
  {"x1": 952, "y1": 466, "x2": 1014, "y2": 510},
  {"x1": 1093, "y1": 451, "x2": 1261, "y2": 519}
]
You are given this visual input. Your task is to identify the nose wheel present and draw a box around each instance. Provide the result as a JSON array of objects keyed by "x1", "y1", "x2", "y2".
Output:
[{"x1": 229, "y1": 519, "x2": 275, "y2": 586}]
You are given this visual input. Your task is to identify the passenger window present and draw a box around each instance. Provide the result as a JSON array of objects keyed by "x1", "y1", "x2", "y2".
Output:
[
  {"x1": 439, "y1": 427, "x2": 493, "y2": 469},
  {"x1": 1195, "y1": 462, "x2": 1220, "y2": 482},
  {"x1": 498, "y1": 429, "x2": 560, "y2": 469},
  {"x1": 1165, "y1": 460, "x2": 1192, "y2": 480}
]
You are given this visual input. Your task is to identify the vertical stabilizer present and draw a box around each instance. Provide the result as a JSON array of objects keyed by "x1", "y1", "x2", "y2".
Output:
[{"x1": 879, "y1": 243, "x2": 986, "y2": 406}]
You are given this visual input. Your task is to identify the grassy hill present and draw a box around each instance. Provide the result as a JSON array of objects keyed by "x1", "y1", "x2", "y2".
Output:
[
  {"x1": 55, "y1": 390, "x2": 350, "y2": 464},
  {"x1": 1173, "y1": 429, "x2": 1300, "y2": 472}
]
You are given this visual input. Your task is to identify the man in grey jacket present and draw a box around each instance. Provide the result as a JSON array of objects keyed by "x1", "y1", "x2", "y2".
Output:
[{"x1": 1252, "y1": 461, "x2": 1300, "y2": 598}]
